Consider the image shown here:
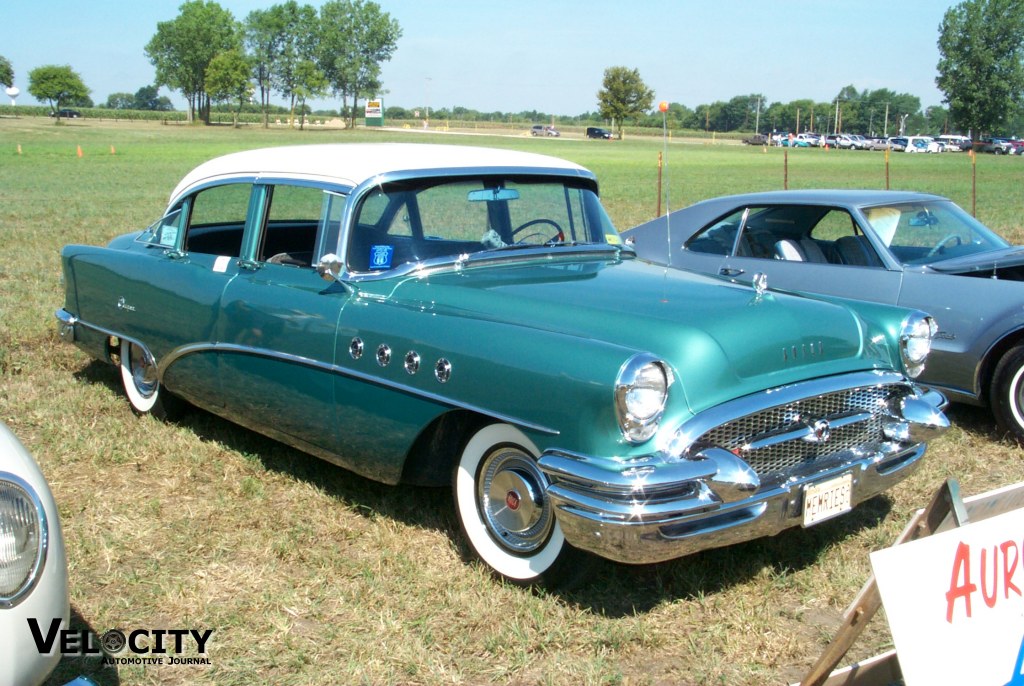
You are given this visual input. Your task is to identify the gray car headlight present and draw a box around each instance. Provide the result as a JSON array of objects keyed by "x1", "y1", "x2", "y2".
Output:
[
  {"x1": 899, "y1": 312, "x2": 937, "y2": 379},
  {"x1": 0, "y1": 473, "x2": 47, "y2": 608},
  {"x1": 615, "y1": 354, "x2": 673, "y2": 443}
]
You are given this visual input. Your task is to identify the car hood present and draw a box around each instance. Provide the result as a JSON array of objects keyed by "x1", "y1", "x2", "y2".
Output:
[
  {"x1": 927, "y1": 246, "x2": 1024, "y2": 275},
  {"x1": 375, "y1": 259, "x2": 890, "y2": 414}
]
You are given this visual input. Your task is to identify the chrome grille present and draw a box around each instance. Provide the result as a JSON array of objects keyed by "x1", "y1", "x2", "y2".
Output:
[{"x1": 694, "y1": 384, "x2": 907, "y2": 481}]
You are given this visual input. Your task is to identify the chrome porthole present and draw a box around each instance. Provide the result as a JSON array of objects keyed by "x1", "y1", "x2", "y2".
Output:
[
  {"x1": 404, "y1": 351, "x2": 421, "y2": 375},
  {"x1": 435, "y1": 358, "x2": 452, "y2": 384},
  {"x1": 376, "y1": 344, "x2": 392, "y2": 367},
  {"x1": 349, "y1": 337, "x2": 364, "y2": 360}
]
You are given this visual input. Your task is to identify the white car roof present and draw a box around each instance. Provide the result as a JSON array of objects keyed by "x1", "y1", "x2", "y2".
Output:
[{"x1": 169, "y1": 143, "x2": 592, "y2": 205}]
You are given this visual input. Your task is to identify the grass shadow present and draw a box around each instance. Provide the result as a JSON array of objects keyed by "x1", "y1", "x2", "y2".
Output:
[
  {"x1": 72, "y1": 358, "x2": 899, "y2": 617},
  {"x1": 559, "y1": 493, "x2": 891, "y2": 616},
  {"x1": 44, "y1": 605, "x2": 121, "y2": 686}
]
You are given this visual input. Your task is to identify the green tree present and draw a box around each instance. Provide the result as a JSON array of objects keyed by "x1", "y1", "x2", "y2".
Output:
[
  {"x1": 0, "y1": 56, "x2": 13, "y2": 88},
  {"x1": 291, "y1": 59, "x2": 328, "y2": 129},
  {"x1": 104, "y1": 92, "x2": 136, "y2": 109},
  {"x1": 596, "y1": 66, "x2": 653, "y2": 139},
  {"x1": 145, "y1": 0, "x2": 241, "y2": 123},
  {"x1": 270, "y1": 1, "x2": 319, "y2": 125},
  {"x1": 937, "y1": 0, "x2": 1024, "y2": 136},
  {"x1": 245, "y1": 2, "x2": 316, "y2": 127},
  {"x1": 317, "y1": 0, "x2": 402, "y2": 129},
  {"x1": 134, "y1": 85, "x2": 174, "y2": 111},
  {"x1": 27, "y1": 65, "x2": 89, "y2": 120},
  {"x1": 206, "y1": 48, "x2": 253, "y2": 127}
]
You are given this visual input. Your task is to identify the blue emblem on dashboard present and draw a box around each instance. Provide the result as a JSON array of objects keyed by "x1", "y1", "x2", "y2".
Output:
[{"x1": 369, "y1": 245, "x2": 394, "y2": 270}]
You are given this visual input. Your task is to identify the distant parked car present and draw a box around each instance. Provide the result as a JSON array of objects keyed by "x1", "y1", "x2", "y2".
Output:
[
  {"x1": 0, "y1": 421, "x2": 69, "y2": 686},
  {"x1": 848, "y1": 134, "x2": 871, "y2": 150},
  {"x1": 796, "y1": 132, "x2": 823, "y2": 146},
  {"x1": 585, "y1": 126, "x2": 613, "y2": 139},
  {"x1": 531, "y1": 125, "x2": 560, "y2": 137},
  {"x1": 623, "y1": 189, "x2": 1024, "y2": 441},
  {"x1": 974, "y1": 137, "x2": 1013, "y2": 154},
  {"x1": 1010, "y1": 140, "x2": 1024, "y2": 155},
  {"x1": 825, "y1": 134, "x2": 858, "y2": 149},
  {"x1": 57, "y1": 144, "x2": 948, "y2": 585},
  {"x1": 865, "y1": 137, "x2": 891, "y2": 151},
  {"x1": 936, "y1": 135, "x2": 972, "y2": 151},
  {"x1": 905, "y1": 136, "x2": 941, "y2": 153},
  {"x1": 887, "y1": 137, "x2": 908, "y2": 151},
  {"x1": 742, "y1": 133, "x2": 768, "y2": 145},
  {"x1": 49, "y1": 109, "x2": 80, "y2": 119}
]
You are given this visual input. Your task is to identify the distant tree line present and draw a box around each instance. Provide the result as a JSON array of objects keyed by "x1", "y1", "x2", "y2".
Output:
[{"x1": 4, "y1": 0, "x2": 1019, "y2": 136}]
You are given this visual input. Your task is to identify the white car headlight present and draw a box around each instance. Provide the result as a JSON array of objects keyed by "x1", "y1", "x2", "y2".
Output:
[
  {"x1": 900, "y1": 312, "x2": 937, "y2": 378},
  {"x1": 0, "y1": 473, "x2": 47, "y2": 608},
  {"x1": 615, "y1": 354, "x2": 673, "y2": 443}
]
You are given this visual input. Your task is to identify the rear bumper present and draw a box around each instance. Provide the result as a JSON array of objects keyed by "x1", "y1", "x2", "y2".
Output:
[{"x1": 538, "y1": 375, "x2": 948, "y2": 565}]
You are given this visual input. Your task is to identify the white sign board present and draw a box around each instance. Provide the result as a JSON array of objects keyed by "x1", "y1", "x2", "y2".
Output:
[{"x1": 871, "y1": 506, "x2": 1024, "y2": 685}]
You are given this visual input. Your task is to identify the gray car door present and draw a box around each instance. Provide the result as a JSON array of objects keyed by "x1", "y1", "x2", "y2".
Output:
[{"x1": 716, "y1": 204, "x2": 904, "y2": 303}]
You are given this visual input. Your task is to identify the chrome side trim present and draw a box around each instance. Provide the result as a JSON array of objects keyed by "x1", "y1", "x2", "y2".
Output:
[
  {"x1": 160, "y1": 341, "x2": 560, "y2": 436},
  {"x1": 57, "y1": 311, "x2": 561, "y2": 436},
  {"x1": 54, "y1": 308, "x2": 150, "y2": 361}
]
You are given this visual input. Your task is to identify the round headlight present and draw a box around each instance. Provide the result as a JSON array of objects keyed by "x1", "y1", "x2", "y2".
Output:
[
  {"x1": 0, "y1": 474, "x2": 46, "y2": 607},
  {"x1": 899, "y1": 312, "x2": 937, "y2": 378},
  {"x1": 615, "y1": 354, "x2": 673, "y2": 443}
]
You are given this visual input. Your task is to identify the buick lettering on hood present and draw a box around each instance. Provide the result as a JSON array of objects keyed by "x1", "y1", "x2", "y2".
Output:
[{"x1": 56, "y1": 144, "x2": 948, "y2": 585}]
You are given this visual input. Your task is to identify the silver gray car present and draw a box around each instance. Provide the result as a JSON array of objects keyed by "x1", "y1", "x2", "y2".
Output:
[{"x1": 622, "y1": 190, "x2": 1024, "y2": 441}]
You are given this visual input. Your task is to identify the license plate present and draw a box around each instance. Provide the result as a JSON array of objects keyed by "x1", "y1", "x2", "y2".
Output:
[{"x1": 802, "y1": 473, "x2": 853, "y2": 526}]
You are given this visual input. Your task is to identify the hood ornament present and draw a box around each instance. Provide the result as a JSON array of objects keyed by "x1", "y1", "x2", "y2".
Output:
[{"x1": 752, "y1": 272, "x2": 768, "y2": 297}]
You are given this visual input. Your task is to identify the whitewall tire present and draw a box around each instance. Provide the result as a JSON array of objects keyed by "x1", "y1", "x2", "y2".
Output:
[{"x1": 453, "y1": 423, "x2": 581, "y2": 585}]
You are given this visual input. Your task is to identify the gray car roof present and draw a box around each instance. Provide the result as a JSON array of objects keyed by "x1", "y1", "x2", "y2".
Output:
[{"x1": 683, "y1": 189, "x2": 947, "y2": 210}]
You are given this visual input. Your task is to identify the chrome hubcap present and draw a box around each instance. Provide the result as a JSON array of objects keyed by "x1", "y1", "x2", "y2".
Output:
[
  {"x1": 129, "y1": 344, "x2": 158, "y2": 398},
  {"x1": 478, "y1": 447, "x2": 552, "y2": 554}
]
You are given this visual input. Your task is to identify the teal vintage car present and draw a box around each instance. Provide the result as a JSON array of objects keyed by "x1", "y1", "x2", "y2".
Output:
[{"x1": 56, "y1": 143, "x2": 948, "y2": 585}]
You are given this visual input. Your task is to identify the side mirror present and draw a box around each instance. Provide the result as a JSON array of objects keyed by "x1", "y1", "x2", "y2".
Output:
[{"x1": 316, "y1": 253, "x2": 343, "y2": 282}]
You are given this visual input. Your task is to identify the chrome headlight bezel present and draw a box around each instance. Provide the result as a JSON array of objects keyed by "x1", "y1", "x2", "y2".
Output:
[
  {"x1": 0, "y1": 472, "x2": 48, "y2": 609},
  {"x1": 615, "y1": 354, "x2": 673, "y2": 443},
  {"x1": 899, "y1": 311, "x2": 937, "y2": 379}
]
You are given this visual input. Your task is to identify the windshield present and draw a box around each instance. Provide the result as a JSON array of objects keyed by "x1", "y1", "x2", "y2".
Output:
[
  {"x1": 863, "y1": 200, "x2": 1010, "y2": 265},
  {"x1": 345, "y1": 178, "x2": 617, "y2": 273}
]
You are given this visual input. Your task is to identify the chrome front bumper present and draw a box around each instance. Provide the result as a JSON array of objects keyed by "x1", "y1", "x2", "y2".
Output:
[{"x1": 537, "y1": 377, "x2": 948, "y2": 565}]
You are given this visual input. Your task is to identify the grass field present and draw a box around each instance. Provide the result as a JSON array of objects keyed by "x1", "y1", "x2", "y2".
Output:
[{"x1": 2, "y1": 115, "x2": 1023, "y2": 686}]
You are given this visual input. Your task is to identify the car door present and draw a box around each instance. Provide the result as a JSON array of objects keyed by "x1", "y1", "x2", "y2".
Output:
[
  {"x1": 710, "y1": 204, "x2": 903, "y2": 304},
  {"x1": 216, "y1": 183, "x2": 354, "y2": 455},
  {"x1": 87, "y1": 182, "x2": 254, "y2": 408}
]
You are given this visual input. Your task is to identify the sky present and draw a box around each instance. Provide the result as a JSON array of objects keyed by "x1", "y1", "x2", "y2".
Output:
[{"x1": 3, "y1": 0, "x2": 960, "y2": 116}]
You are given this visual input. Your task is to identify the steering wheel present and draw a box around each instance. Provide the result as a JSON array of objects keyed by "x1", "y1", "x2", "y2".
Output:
[
  {"x1": 926, "y1": 233, "x2": 962, "y2": 257},
  {"x1": 511, "y1": 219, "x2": 565, "y2": 245}
]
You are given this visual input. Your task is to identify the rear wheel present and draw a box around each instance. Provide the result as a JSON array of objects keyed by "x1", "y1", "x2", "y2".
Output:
[
  {"x1": 453, "y1": 423, "x2": 585, "y2": 586},
  {"x1": 991, "y1": 344, "x2": 1024, "y2": 443},
  {"x1": 119, "y1": 340, "x2": 180, "y2": 419}
]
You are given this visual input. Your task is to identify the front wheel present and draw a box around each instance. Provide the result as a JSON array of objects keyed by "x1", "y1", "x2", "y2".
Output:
[
  {"x1": 453, "y1": 423, "x2": 585, "y2": 586},
  {"x1": 990, "y1": 344, "x2": 1024, "y2": 443},
  {"x1": 119, "y1": 340, "x2": 180, "y2": 419}
]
